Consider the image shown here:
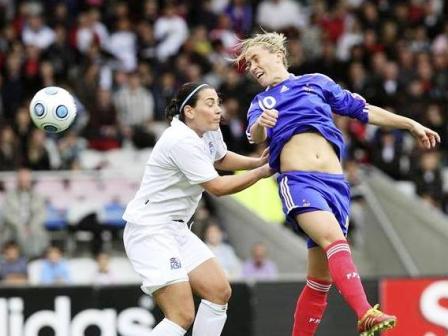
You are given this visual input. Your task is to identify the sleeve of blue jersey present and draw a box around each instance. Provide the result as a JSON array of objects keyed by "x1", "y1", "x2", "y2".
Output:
[
  {"x1": 322, "y1": 76, "x2": 369, "y2": 123},
  {"x1": 246, "y1": 99, "x2": 263, "y2": 143}
]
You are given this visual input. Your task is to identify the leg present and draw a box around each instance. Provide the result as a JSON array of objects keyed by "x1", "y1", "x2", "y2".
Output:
[
  {"x1": 296, "y1": 211, "x2": 371, "y2": 319},
  {"x1": 297, "y1": 211, "x2": 397, "y2": 336},
  {"x1": 151, "y1": 281, "x2": 195, "y2": 335},
  {"x1": 292, "y1": 247, "x2": 332, "y2": 336},
  {"x1": 189, "y1": 258, "x2": 231, "y2": 336}
]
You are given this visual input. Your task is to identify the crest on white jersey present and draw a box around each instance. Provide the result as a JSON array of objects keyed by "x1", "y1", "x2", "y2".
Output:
[
  {"x1": 208, "y1": 141, "x2": 215, "y2": 155},
  {"x1": 259, "y1": 96, "x2": 277, "y2": 110}
]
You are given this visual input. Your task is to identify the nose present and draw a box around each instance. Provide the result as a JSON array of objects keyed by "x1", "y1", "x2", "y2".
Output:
[{"x1": 250, "y1": 63, "x2": 257, "y2": 74}]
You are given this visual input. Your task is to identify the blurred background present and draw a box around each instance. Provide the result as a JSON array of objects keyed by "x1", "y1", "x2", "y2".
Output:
[{"x1": 0, "y1": 0, "x2": 447, "y2": 335}]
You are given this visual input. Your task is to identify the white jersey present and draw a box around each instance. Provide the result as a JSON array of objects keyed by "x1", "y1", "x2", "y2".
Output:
[{"x1": 123, "y1": 117, "x2": 227, "y2": 226}]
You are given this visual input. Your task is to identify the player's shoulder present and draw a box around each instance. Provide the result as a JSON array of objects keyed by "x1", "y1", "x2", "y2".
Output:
[
  {"x1": 204, "y1": 128, "x2": 224, "y2": 143},
  {"x1": 160, "y1": 124, "x2": 199, "y2": 149},
  {"x1": 299, "y1": 73, "x2": 335, "y2": 84}
]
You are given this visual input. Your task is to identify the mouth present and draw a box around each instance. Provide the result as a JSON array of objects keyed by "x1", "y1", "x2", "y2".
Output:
[{"x1": 255, "y1": 72, "x2": 264, "y2": 80}]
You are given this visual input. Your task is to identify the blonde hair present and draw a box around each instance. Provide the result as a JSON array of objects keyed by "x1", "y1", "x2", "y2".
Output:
[{"x1": 235, "y1": 31, "x2": 288, "y2": 67}]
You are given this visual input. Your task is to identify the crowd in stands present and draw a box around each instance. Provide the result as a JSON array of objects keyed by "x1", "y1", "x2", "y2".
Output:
[{"x1": 2, "y1": 0, "x2": 448, "y2": 283}]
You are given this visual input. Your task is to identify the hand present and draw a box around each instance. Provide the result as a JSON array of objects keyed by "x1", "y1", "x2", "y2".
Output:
[
  {"x1": 410, "y1": 121, "x2": 441, "y2": 149},
  {"x1": 257, "y1": 147, "x2": 269, "y2": 166},
  {"x1": 257, "y1": 109, "x2": 278, "y2": 128}
]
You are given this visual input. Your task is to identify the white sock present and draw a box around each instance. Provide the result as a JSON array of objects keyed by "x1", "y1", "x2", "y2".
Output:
[
  {"x1": 192, "y1": 299, "x2": 228, "y2": 336},
  {"x1": 151, "y1": 318, "x2": 187, "y2": 335}
]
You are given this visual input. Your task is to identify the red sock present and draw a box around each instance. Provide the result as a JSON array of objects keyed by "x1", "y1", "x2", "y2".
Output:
[
  {"x1": 292, "y1": 278, "x2": 332, "y2": 336},
  {"x1": 325, "y1": 240, "x2": 371, "y2": 318}
]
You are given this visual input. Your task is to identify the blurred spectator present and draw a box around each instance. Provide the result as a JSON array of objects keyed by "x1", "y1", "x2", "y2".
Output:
[
  {"x1": 13, "y1": 105, "x2": 33, "y2": 157},
  {"x1": 209, "y1": 14, "x2": 239, "y2": 55},
  {"x1": 154, "y1": 2, "x2": 188, "y2": 62},
  {"x1": 2, "y1": 168, "x2": 48, "y2": 258},
  {"x1": 0, "y1": 125, "x2": 20, "y2": 171},
  {"x1": 93, "y1": 251, "x2": 116, "y2": 285},
  {"x1": 39, "y1": 245, "x2": 71, "y2": 285},
  {"x1": 21, "y1": 13, "x2": 55, "y2": 50},
  {"x1": 373, "y1": 61, "x2": 403, "y2": 109},
  {"x1": 24, "y1": 129, "x2": 51, "y2": 170},
  {"x1": 203, "y1": 222, "x2": 241, "y2": 278},
  {"x1": 210, "y1": 0, "x2": 230, "y2": 14},
  {"x1": 318, "y1": 2, "x2": 348, "y2": 43},
  {"x1": 107, "y1": 17, "x2": 136, "y2": 72},
  {"x1": 22, "y1": 45, "x2": 42, "y2": 96},
  {"x1": 75, "y1": 8, "x2": 109, "y2": 55},
  {"x1": 136, "y1": 21, "x2": 157, "y2": 65},
  {"x1": 371, "y1": 129, "x2": 404, "y2": 180},
  {"x1": 225, "y1": 0, "x2": 253, "y2": 36},
  {"x1": 411, "y1": 151, "x2": 444, "y2": 208},
  {"x1": 113, "y1": 71, "x2": 156, "y2": 148},
  {"x1": 0, "y1": 240, "x2": 28, "y2": 285},
  {"x1": 241, "y1": 242, "x2": 278, "y2": 280},
  {"x1": 188, "y1": 0, "x2": 217, "y2": 30},
  {"x1": 152, "y1": 71, "x2": 176, "y2": 120},
  {"x1": 189, "y1": 25, "x2": 213, "y2": 57},
  {"x1": 2, "y1": 53, "x2": 24, "y2": 121},
  {"x1": 42, "y1": 25, "x2": 76, "y2": 82},
  {"x1": 141, "y1": 0, "x2": 159, "y2": 25},
  {"x1": 287, "y1": 39, "x2": 305, "y2": 75},
  {"x1": 337, "y1": 18, "x2": 363, "y2": 61},
  {"x1": 423, "y1": 103, "x2": 448, "y2": 153},
  {"x1": 58, "y1": 131, "x2": 87, "y2": 170},
  {"x1": 85, "y1": 88, "x2": 121, "y2": 150},
  {"x1": 256, "y1": 0, "x2": 307, "y2": 32},
  {"x1": 220, "y1": 97, "x2": 250, "y2": 153},
  {"x1": 300, "y1": 9, "x2": 323, "y2": 61}
]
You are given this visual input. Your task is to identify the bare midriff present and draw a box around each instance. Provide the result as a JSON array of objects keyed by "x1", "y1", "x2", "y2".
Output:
[{"x1": 280, "y1": 132, "x2": 343, "y2": 174}]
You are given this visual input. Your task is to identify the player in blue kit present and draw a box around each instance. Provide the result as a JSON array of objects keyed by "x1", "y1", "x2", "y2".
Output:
[{"x1": 236, "y1": 32, "x2": 440, "y2": 336}]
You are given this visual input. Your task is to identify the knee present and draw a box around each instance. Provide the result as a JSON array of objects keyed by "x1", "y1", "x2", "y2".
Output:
[
  {"x1": 317, "y1": 233, "x2": 346, "y2": 249},
  {"x1": 220, "y1": 283, "x2": 232, "y2": 303},
  {"x1": 209, "y1": 282, "x2": 232, "y2": 304},
  {"x1": 166, "y1": 306, "x2": 195, "y2": 330},
  {"x1": 308, "y1": 273, "x2": 332, "y2": 283}
]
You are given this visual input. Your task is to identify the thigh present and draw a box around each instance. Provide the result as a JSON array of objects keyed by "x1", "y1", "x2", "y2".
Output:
[
  {"x1": 180, "y1": 229, "x2": 215, "y2": 273},
  {"x1": 295, "y1": 210, "x2": 346, "y2": 249},
  {"x1": 123, "y1": 222, "x2": 189, "y2": 295},
  {"x1": 153, "y1": 281, "x2": 196, "y2": 328},
  {"x1": 154, "y1": 281, "x2": 195, "y2": 313},
  {"x1": 307, "y1": 246, "x2": 331, "y2": 281},
  {"x1": 189, "y1": 258, "x2": 231, "y2": 304}
]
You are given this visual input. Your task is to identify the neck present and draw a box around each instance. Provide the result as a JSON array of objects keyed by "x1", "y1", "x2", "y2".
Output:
[
  {"x1": 271, "y1": 68, "x2": 290, "y2": 86},
  {"x1": 186, "y1": 122, "x2": 204, "y2": 137}
]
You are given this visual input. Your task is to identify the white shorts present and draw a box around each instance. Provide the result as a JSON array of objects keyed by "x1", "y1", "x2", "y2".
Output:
[{"x1": 123, "y1": 220, "x2": 214, "y2": 295}]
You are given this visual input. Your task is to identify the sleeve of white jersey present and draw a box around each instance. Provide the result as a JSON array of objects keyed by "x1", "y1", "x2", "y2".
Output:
[
  {"x1": 213, "y1": 129, "x2": 228, "y2": 161},
  {"x1": 169, "y1": 138, "x2": 219, "y2": 184}
]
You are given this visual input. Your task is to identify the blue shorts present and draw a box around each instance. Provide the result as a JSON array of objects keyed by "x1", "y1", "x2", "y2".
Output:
[{"x1": 277, "y1": 171, "x2": 351, "y2": 248}]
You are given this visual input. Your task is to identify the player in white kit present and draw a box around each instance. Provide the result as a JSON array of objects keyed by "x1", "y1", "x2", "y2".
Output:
[{"x1": 123, "y1": 83, "x2": 272, "y2": 336}]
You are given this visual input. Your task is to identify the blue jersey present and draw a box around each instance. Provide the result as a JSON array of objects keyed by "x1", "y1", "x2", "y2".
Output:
[{"x1": 246, "y1": 73, "x2": 369, "y2": 171}]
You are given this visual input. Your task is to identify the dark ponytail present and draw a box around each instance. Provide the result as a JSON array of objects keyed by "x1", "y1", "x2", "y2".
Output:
[
  {"x1": 165, "y1": 98, "x2": 181, "y2": 122},
  {"x1": 165, "y1": 82, "x2": 209, "y2": 122}
]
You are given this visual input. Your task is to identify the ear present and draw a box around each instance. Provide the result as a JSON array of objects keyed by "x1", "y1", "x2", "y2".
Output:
[
  {"x1": 275, "y1": 51, "x2": 284, "y2": 63},
  {"x1": 184, "y1": 105, "x2": 195, "y2": 120}
]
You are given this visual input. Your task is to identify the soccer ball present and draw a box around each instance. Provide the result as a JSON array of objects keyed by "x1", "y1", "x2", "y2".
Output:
[{"x1": 29, "y1": 86, "x2": 77, "y2": 133}]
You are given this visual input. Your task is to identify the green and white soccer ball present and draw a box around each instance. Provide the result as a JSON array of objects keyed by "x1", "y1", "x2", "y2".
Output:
[{"x1": 29, "y1": 86, "x2": 77, "y2": 133}]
